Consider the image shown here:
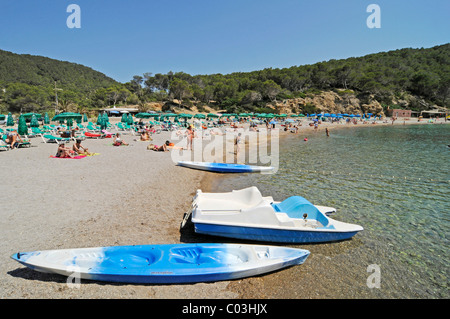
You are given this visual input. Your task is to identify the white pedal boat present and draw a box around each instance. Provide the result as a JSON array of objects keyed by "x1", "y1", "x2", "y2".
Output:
[{"x1": 186, "y1": 187, "x2": 363, "y2": 243}]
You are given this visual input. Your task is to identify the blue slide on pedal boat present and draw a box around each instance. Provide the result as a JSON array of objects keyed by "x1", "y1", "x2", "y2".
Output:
[{"x1": 11, "y1": 243, "x2": 309, "y2": 284}]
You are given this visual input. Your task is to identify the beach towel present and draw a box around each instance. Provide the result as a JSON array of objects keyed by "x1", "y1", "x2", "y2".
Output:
[{"x1": 49, "y1": 155, "x2": 87, "y2": 159}]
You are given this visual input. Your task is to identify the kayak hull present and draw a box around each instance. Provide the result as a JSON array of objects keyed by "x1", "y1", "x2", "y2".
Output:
[{"x1": 11, "y1": 243, "x2": 309, "y2": 284}]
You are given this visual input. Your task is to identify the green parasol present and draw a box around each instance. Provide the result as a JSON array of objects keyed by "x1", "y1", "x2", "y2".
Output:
[
  {"x1": 101, "y1": 113, "x2": 108, "y2": 129},
  {"x1": 30, "y1": 114, "x2": 40, "y2": 128},
  {"x1": 178, "y1": 113, "x2": 193, "y2": 119},
  {"x1": 7, "y1": 112, "x2": 14, "y2": 126},
  {"x1": 127, "y1": 113, "x2": 133, "y2": 125},
  {"x1": 22, "y1": 112, "x2": 41, "y2": 119},
  {"x1": 44, "y1": 112, "x2": 50, "y2": 124},
  {"x1": 135, "y1": 112, "x2": 155, "y2": 119},
  {"x1": 96, "y1": 113, "x2": 103, "y2": 125},
  {"x1": 18, "y1": 114, "x2": 28, "y2": 135},
  {"x1": 52, "y1": 112, "x2": 83, "y2": 122},
  {"x1": 83, "y1": 113, "x2": 88, "y2": 123}
]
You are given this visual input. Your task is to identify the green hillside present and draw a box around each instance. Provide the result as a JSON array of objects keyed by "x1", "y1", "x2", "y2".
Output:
[
  {"x1": 129, "y1": 43, "x2": 450, "y2": 114},
  {"x1": 0, "y1": 49, "x2": 119, "y2": 114},
  {"x1": 0, "y1": 43, "x2": 448, "y2": 115}
]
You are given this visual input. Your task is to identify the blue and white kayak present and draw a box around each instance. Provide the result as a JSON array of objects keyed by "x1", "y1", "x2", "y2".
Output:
[
  {"x1": 177, "y1": 161, "x2": 274, "y2": 173},
  {"x1": 190, "y1": 187, "x2": 363, "y2": 243},
  {"x1": 10, "y1": 243, "x2": 309, "y2": 284}
]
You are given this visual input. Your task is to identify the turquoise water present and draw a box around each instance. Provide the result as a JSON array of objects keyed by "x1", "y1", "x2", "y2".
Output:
[{"x1": 211, "y1": 124, "x2": 449, "y2": 298}]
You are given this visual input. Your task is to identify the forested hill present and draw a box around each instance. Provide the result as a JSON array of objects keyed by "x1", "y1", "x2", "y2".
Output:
[
  {"x1": 129, "y1": 43, "x2": 449, "y2": 114},
  {"x1": 0, "y1": 49, "x2": 118, "y2": 91},
  {"x1": 0, "y1": 43, "x2": 448, "y2": 115},
  {"x1": 0, "y1": 49, "x2": 119, "y2": 114}
]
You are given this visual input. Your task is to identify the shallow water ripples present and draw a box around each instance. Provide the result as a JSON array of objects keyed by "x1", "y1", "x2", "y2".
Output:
[{"x1": 217, "y1": 125, "x2": 449, "y2": 298}]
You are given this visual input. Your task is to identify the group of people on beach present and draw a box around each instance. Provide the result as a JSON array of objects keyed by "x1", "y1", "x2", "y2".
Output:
[{"x1": 55, "y1": 138, "x2": 92, "y2": 158}]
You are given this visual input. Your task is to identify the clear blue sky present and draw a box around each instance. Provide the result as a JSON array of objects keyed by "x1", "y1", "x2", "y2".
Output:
[{"x1": 1, "y1": 0, "x2": 448, "y2": 83}]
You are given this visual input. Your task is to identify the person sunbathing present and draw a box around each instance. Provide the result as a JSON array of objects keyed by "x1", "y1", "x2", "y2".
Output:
[
  {"x1": 56, "y1": 143, "x2": 75, "y2": 158},
  {"x1": 113, "y1": 133, "x2": 128, "y2": 146},
  {"x1": 148, "y1": 143, "x2": 168, "y2": 152},
  {"x1": 6, "y1": 130, "x2": 23, "y2": 150},
  {"x1": 140, "y1": 130, "x2": 151, "y2": 141},
  {"x1": 73, "y1": 139, "x2": 91, "y2": 155}
]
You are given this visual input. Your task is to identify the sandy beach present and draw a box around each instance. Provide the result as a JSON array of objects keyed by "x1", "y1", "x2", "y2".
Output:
[{"x1": 0, "y1": 116, "x2": 447, "y2": 299}]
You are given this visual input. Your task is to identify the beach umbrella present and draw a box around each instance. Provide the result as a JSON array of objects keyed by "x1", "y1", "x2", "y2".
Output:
[
  {"x1": 298, "y1": 114, "x2": 305, "y2": 117},
  {"x1": 52, "y1": 112, "x2": 83, "y2": 122},
  {"x1": 127, "y1": 113, "x2": 133, "y2": 125},
  {"x1": 193, "y1": 113, "x2": 205, "y2": 119},
  {"x1": 18, "y1": 114, "x2": 28, "y2": 135},
  {"x1": 44, "y1": 113, "x2": 50, "y2": 124},
  {"x1": 6, "y1": 112, "x2": 14, "y2": 126},
  {"x1": 102, "y1": 112, "x2": 109, "y2": 124},
  {"x1": 135, "y1": 112, "x2": 153, "y2": 119},
  {"x1": 207, "y1": 113, "x2": 219, "y2": 118},
  {"x1": 22, "y1": 112, "x2": 41, "y2": 119},
  {"x1": 121, "y1": 113, "x2": 128, "y2": 123},
  {"x1": 100, "y1": 114, "x2": 108, "y2": 130},
  {"x1": 67, "y1": 118, "x2": 73, "y2": 128},
  {"x1": 177, "y1": 113, "x2": 193, "y2": 119},
  {"x1": 96, "y1": 113, "x2": 103, "y2": 125},
  {"x1": 83, "y1": 113, "x2": 88, "y2": 123},
  {"x1": 30, "y1": 114, "x2": 40, "y2": 128}
]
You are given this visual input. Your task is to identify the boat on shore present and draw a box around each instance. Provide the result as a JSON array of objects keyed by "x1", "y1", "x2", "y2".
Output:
[
  {"x1": 177, "y1": 161, "x2": 274, "y2": 173},
  {"x1": 187, "y1": 187, "x2": 363, "y2": 243},
  {"x1": 11, "y1": 243, "x2": 310, "y2": 284}
]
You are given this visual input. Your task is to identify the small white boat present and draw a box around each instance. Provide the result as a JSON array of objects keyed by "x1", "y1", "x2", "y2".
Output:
[
  {"x1": 11, "y1": 243, "x2": 309, "y2": 284},
  {"x1": 177, "y1": 161, "x2": 274, "y2": 173},
  {"x1": 186, "y1": 187, "x2": 363, "y2": 243}
]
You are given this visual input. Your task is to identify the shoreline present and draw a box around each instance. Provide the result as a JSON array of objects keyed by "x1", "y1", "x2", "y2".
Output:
[
  {"x1": 1, "y1": 117, "x2": 447, "y2": 299},
  {"x1": 197, "y1": 118, "x2": 449, "y2": 298}
]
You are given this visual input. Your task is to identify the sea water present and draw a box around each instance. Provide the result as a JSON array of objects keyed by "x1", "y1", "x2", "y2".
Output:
[{"x1": 211, "y1": 124, "x2": 449, "y2": 298}]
